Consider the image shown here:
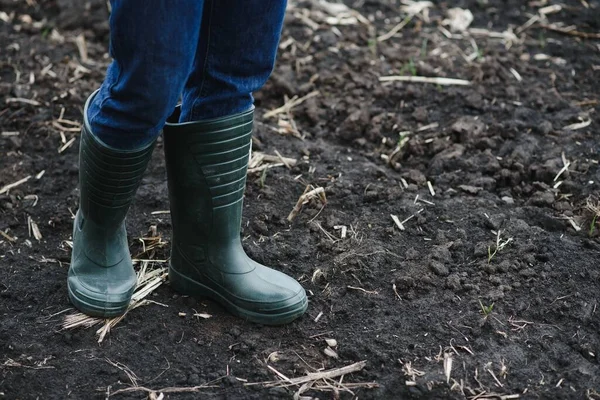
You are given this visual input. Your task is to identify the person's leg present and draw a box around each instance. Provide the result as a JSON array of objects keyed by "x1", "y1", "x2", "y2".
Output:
[
  {"x1": 163, "y1": 0, "x2": 308, "y2": 325},
  {"x1": 88, "y1": 0, "x2": 205, "y2": 149},
  {"x1": 179, "y1": 0, "x2": 287, "y2": 122},
  {"x1": 69, "y1": 0, "x2": 204, "y2": 317}
]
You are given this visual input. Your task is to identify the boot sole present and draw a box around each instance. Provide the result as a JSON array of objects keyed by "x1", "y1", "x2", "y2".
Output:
[
  {"x1": 67, "y1": 282, "x2": 130, "y2": 318},
  {"x1": 169, "y1": 265, "x2": 308, "y2": 325}
]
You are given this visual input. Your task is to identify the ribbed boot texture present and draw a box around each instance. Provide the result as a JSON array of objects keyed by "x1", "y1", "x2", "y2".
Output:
[
  {"x1": 68, "y1": 93, "x2": 155, "y2": 317},
  {"x1": 163, "y1": 108, "x2": 308, "y2": 325}
]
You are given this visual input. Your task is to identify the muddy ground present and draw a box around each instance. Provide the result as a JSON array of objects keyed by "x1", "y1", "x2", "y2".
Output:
[{"x1": 1, "y1": 0, "x2": 600, "y2": 399}]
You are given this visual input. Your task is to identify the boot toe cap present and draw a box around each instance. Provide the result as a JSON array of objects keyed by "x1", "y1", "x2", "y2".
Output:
[{"x1": 67, "y1": 264, "x2": 136, "y2": 318}]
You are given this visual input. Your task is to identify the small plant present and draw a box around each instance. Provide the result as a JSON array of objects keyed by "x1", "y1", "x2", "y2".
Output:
[
  {"x1": 479, "y1": 300, "x2": 494, "y2": 317},
  {"x1": 420, "y1": 38, "x2": 428, "y2": 59},
  {"x1": 476, "y1": 48, "x2": 484, "y2": 62},
  {"x1": 399, "y1": 58, "x2": 417, "y2": 76},
  {"x1": 397, "y1": 131, "x2": 410, "y2": 149},
  {"x1": 367, "y1": 38, "x2": 377, "y2": 56},
  {"x1": 259, "y1": 168, "x2": 268, "y2": 189},
  {"x1": 487, "y1": 229, "x2": 513, "y2": 263},
  {"x1": 41, "y1": 26, "x2": 52, "y2": 38},
  {"x1": 538, "y1": 31, "x2": 546, "y2": 48},
  {"x1": 586, "y1": 198, "x2": 600, "y2": 237}
]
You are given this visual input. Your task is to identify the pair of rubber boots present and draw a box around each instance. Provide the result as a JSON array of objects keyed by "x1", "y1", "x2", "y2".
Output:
[{"x1": 67, "y1": 93, "x2": 308, "y2": 325}]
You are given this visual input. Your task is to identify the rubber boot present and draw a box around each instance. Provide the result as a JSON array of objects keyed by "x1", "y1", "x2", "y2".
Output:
[
  {"x1": 68, "y1": 93, "x2": 156, "y2": 317},
  {"x1": 163, "y1": 107, "x2": 308, "y2": 325}
]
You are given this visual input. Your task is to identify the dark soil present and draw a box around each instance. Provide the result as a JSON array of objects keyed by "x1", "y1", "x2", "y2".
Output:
[{"x1": 1, "y1": 0, "x2": 600, "y2": 399}]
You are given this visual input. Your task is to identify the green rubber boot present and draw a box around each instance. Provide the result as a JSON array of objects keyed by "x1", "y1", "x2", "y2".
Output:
[
  {"x1": 67, "y1": 93, "x2": 155, "y2": 317},
  {"x1": 163, "y1": 108, "x2": 308, "y2": 325}
]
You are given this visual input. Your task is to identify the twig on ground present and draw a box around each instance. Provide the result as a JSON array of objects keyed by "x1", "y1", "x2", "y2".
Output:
[
  {"x1": 110, "y1": 379, "x2": 224, "y2": 397},
  {"x1": 540, "y1": 24, "x2": 600, "y2": 39},
  {"x1": 58, "y1": 137, "x2": 76, "y2": 153},
  {"x1": 288, "y1": 185, "x2": 327, "y2": 221},
  {"x1": 379, "y1": 76, "x2": 471, "y2": 86},
  {"x1": 391, "y1": 214, "x2": 405, "y2": 231},
  {"x1": 27, "y1": 216, "x2": 42, "y2": 241},
  {"x1": 5, "y1": 97, "x2": 41, "y2": 106},
  {"x1": 248, "y1": 360, "x2": 369, "y2": 388},
  {"x1": 263, "y1": 90, "x2": 319, "y2": 119},
  {"x1": 562, "y1": 119, "x2": 591, "y2": 131},
  {"x1": 0, "y1": 176, "x2": 32, "y2": 195},
  {"x1": 0, "y1": 230, "x2": 17, "y2": 242},
  {"x1": 347, "y1": 286, "x2": 378, "y2": 295},
  {"x1": 247, "y1": 151, "x2": 297, "y2": 174}
]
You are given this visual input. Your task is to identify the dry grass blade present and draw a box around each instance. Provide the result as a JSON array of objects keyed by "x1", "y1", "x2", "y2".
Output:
[
  {"x1": 377, "y1": 14, "x2": 415, "y2": 42},
  {"x1": 249, "y1": 360, "x2": 369, "y2": 388},
  {"x1": 58, "y1": 137, "x2": 76, "y2": 153},
  {"x1": 288, "y1": 185, "x2": 327, "y2": 221},
  {"x1": 586, "y1": 198, "x2": 600, "y2": 217},
  {"x1": 247, "y1": 151, "x2": 297, "y2": 174},
  {"x1": 391, "y1": 214, "x2": 405, "y2": 231},
  {"x1": 263, "y1": 90, "x2": 319, "y2": 119},
  {"x1": 103, "y1": 357, "x2": 139, "y2": 387},
  {"x1": 312, "y1": 0, "x2": 370, "y2": 26},
  {"x1": 0, "y1": 230, "x2": 17, "y2": 242},
  {"x1": 562, "y1": 119, "x2": 591, "y2": 131},
  {"x1": 110, "y1": 378, "x2": 224, "y2": 397},
  {"x1": 379, "y1": 76, "x2": 471, "y2": 86},
  {"x1": 62, "y1": 264, "x2": 168, "y2": 343},
  {"x1": 27, "y1": 215, "x2": 42, "y2": 241},
  {"x1": 0, "y1": 175, "x2": 31, "y2": 195},
  {"x1": 6, "y1": 97, "x2": 41, "y2": 106},
  {"x1": 540, "y1": 24, "x2": 600, "y2": 39},
  {"x1": 444, "y1": 353, "x2": 453, "y2": 383},
  {"x1": 377, "y1": 1, "x2": 433, "y2": 42}
]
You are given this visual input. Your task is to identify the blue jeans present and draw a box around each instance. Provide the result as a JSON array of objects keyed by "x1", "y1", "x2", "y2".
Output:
[{"x1": 87, "y1": 0, "x2": 287, "y2": 149}]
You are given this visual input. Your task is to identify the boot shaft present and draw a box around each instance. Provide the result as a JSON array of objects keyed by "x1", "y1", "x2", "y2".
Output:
[
  {"x1": 79, "y1": 94, "x2": 155, "y2": 230},
  {"x1": 163, "y1": 108, "x2": 253, "y2": 246}
]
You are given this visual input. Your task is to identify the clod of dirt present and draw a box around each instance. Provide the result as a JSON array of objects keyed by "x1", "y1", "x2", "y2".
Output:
[
  {"x1": 497, "y1": 260, "x2": 513, "y2": 273},
  {"x1": 502, "y1": 196, "x2": 515, "y2": 204},
  {"x1": 252, "y1": 220, "x2": 269, "y2": 235},
  {"x1": 430, "y1": 245, "x2": 452, "y2": 263},
  {"x1": 411, "y1": 106, "x2": 428, "y2": 123},
  {"x1": 537, "y1": 120, "x2": 553, "y2": 135},
  {"x1": 429, "y1": 260, "x2": 450, "y2": 276},
  {"x1": 428, "y1": 144, "x2": 465, "y2": 175},
  {"x1": 519, "y1": 268, "x2": 537, "y2": 278},
  {"x1": 483, "y1": 213, "x2": 506, "y2": 230},
  {"x1": 336, "y1": 108, "x2": 370, "y2": 141},
  {"x1": 403, "y1": 169, "x2": 427, "y2": 185},
  {"x1": 481, "y1": 262, "x2": 496, "y2": 275},
  {"x1": 473, "y1": 242, "x2": 489, "y2": 257},
  {"x1": 458, "y1": 185, "x2": 482, "y2": 195},
  {"x1": 530, "y1": 158, "x2": 564, "y2": 182},
  {"x1": 445, "y1": 274, "x2": 462, "y2": 291},
  {"x1": 394, "y1": 275, "x2": 415, "y2": 291},
  {"x1": 451, "y1": 116, "x2": 486, "y2": 143},
  {"x1": 528, "y1": 191, "x2": 555, "y2": 207}
]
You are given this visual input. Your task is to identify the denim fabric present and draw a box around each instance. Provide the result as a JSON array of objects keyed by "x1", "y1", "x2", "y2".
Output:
[{"x1": 87, "y1": 0, "x2": 287, "y2": 149}]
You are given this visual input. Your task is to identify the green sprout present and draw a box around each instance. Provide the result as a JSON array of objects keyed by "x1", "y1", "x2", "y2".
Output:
[
  {"x1": 399, "y1": 58, "x2": 417, "y2": 76},
  {"x1": 420, "y1": 38, "x2": 428, "y2": 59},
  {"x1": 479, "y1": 300, "x2": 494, "y2": 317},
  {"x1": 586, "y1": 199, "x2": 600, "y2": 237},
  {"x1": 259, "y1": 168, "x2": 267, "y2": 189},
  {"x1": 367, "y1": 38, "x2": 377, "y2": 56},
  {"x1": 397, "y1": 131, "x2": 410, "y2": 149},
  {"x1": 488, "y1": 229, "x2": 513, "y2": 264}
]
